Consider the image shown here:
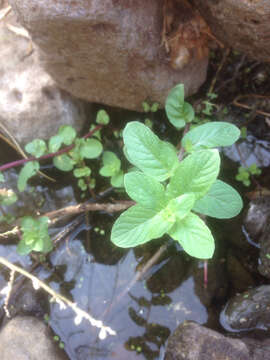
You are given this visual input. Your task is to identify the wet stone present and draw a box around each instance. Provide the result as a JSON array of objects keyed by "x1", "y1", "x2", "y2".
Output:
[
  {"x1": 165, "y1": 321, "x2": 251, "y2": 360},
  {"x1": 220, "y1": 285, "x2": 270, "y2": 332}
]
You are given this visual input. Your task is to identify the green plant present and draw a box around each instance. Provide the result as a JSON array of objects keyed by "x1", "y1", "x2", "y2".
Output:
[
  {"x1": 0, "y1": 109, "x2": 123, "y2": 254},
  {"x1": 111, "y1": 85, "x2": 243, "y2": 259},
  {"x1": 236, "y1": 164, "x2": 261, "y2": 186}
]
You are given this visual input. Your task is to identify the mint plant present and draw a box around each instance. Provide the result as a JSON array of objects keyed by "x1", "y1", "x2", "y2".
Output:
[{"x1": 111, "y1": 85, "x2": 243, "y2": 259}]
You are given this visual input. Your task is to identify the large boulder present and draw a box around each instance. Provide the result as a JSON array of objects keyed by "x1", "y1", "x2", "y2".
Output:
[
  {"x1": 0, "y1": 3, "x2": 87, "y2": 146},
  {"x1": 8, "y1": 0, "x2": 208, "y2": 111},
  {"x1": 193, "y1": 0, "x2": 270, "y2": 62}
]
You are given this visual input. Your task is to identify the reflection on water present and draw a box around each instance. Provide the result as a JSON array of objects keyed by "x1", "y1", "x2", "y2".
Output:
[{"x1": 45, "y1": 221, "x2": 209, "y2": 360}]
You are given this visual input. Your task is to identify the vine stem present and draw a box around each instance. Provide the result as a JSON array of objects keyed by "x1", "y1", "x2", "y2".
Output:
[
  {"x1": 0, "y1": 256, "x2": 116, "y2": 339},
  {"x1": 0, "y1": 124, "x2": 103, "y2": 172}
]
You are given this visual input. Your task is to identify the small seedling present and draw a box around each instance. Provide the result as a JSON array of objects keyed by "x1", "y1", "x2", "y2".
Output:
[{"x1": 111, "y1": 84, "x2": 243, "y2": 259}]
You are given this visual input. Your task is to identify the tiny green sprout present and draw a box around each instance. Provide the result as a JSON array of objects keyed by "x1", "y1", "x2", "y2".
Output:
[
  {"x1": 44, "y1": 314, "x2": 50, "y2": 323},
  {"x1": 266, "y1": 254, "x2": 270, "y2": 260},
  {"x1": 96, "y1": 109, "x2": 110, "y2": 125},
  {"x1": 240, "y1": 126, "x2": 247, "y2": 139},
  {"x1": 142, "y1": 101, "x2": 151, "y2": 113},
  {"x1": 100, "y1": 229, "x2": 105, "y2": 235},
  {"x1": 144, "y1": 118, "x2": 153, "y2": 129},
  {"x1": 59, "y1": 342, "x2": 65, "y2": 349},
  {"x1": 236, "y1": 164, "x2": 261, "y2": 186},
  {"x1": 136, "y1": 346, "x2": 142, "y2": 353},
  {"x1": 53, "y1": 335, "x2": 60, "y2": 342},
  {"x1": 207, "y1": 92, "x2": 218, "y2": 100}
]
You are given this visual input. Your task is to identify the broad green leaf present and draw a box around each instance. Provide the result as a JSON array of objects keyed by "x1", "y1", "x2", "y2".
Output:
[
  {"x1": 80, "y1": 138, "x2": 103, "y2": 159},
  {"x1": 166, "y1": 193, "x2": 195, "y2": 221},
  {"x1": 124, "y1": 172, "x2": 166, "y2": 210},
  {"x1": 182, "y1": 122, "x2": 241, "y2": 152},
  {"x1": 123, "y1": 122, "x2": 179, "y2": 181},
  {"x1": 169, "y1": 212, "x2": 215, "y2": 259},
  {"x1": 53, "y1": 154, "x2": 74, "y2": 171},
  {"x1": 0, "y1": 189, "x2": 17, "y2": 206},
  {"x1": 111, "y1": 204, "x2": 173, "y2": 248},
  {"x1": 73, "y1": 166, "x2": 91, "y2": 178},
  {"x1": 58, "y1": 125, "x2": 76, "y2": 145},
  {"x1": 193, "y1": 180, "x2": 243, "y2": 219},
  {"x1": 111, "y1": 171, "x2": 124, "y2": 187},
  {"x1": 25, "y1": 139, "x2": 47, "y2": 158},
  {"x1": 18, "y1": 161, "x2": 40, "y2": 192},
  {"x1": 96, "y1": 110, "x2": 110, "y2": 125},
  {"x1": 168, "y1": 149, "x2": 220, "y2": 200},
  {"x1": 48, "y1": 135, "x2": 63, "y2": 153}
]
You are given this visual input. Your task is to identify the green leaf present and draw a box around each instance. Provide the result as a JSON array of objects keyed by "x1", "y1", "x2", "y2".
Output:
[
  {"x1": 48, "y1": 135, "x2": 63, "y2": 153},
  {"x1": 99, "y1": 151, "x2": 121, "y2": 177},
  {"x1": 73, "y1": 166, "x2": 91, "y2": 178},
  {"x1": 78, "y1": 178, "x2": 87, "y2": 191},
  {"x1": 58, "y1": 125, "x2": 76, "y2": 145},
  {"x1": 123, "y1": 122, "x2": 179, "y2": 181},
  {"x1": 166, "y1": 193, "x2": 195, "y2": 221},
  {"x1": 53, "y1": 154, "x2": 74, "y2": 171},
  {"x1": 111, "y1": 204, "x2": 173, "y2": 248},
  {"x1": 18, "y1": 216, "x2": 52, "y2": 255},
  {"x1": 142, "y1": 101, "x2": 150, "y2": 112},
  {"x1": 25, "y1": 139, "x2": 47, "y2": 158},
  {"x1": 193, "y1": 180, "x2": 243, "y2": 219},
  {"x1": 124, "y1": 172, "x2": 166, "y2": 210},
  {"x1": 18, "y1": 161, "x2": 40, "y2": 192},
  {"x1": 182, "y1": 122, "x2": 241, "y2": 152},
  {"x1": 0, "y1": 173, "x2": 4, "y2": 182},
  {"x1": 165, "y1": 84, "x2": 194, "y2": 129},
  {"x1": 96, "y1": 110, "x2": 110, "y2": 125},
  {"x1": 168, "y1": 150, "x2": 220, "y2": 200},
  {"x1": 0, "y1": 189, "x2": 18, "y2": 206},
  {"x1": 168, "y1": 212, "x2": 214, "y2": 259},
  {"x1": 111, "y1": 171, "x2": 124, "y2": 187},
  {"x1": 79, "y1": 139, "x2": 103, "y2": 159}
]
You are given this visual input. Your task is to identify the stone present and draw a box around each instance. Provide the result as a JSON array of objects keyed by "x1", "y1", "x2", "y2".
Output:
[
  {"x1": 0, "y1": 316, "x2": 68, "y2": 360},
  {"x1": 8, "y1": 0, "x2": 208, "y2": 111},
  {"x1": 0, "y1": 4, "x2": 87, "y2": 146},
  {"x1": 243, "y1": 196, "x2": 270, "y2": 278},
  {"x1": 193, "y1": 0, "x2": 270, "y2": 62},
  {"x1": 165, "y1": 321, "x2": 251, "y2": 360},
  {"x1": 220, "y1": 285, "x2": 270, "y2": 332}
]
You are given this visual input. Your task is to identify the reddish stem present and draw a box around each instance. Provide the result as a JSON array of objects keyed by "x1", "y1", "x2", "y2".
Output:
[{"x1": 0, "y1": 125, "x2": 103, "y2": 172}]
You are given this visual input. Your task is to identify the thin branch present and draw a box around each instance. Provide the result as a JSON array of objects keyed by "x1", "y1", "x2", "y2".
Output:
[{"x1": 0, "y1": 256, "x2": 116, "y2": 339}]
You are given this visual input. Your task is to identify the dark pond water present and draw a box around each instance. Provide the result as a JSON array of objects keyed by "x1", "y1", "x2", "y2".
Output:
[{"x1": 0, "y1": 111, "x2": 270, "y2": 360}]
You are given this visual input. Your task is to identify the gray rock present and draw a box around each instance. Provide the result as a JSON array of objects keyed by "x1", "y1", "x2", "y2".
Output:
[
  {"x1": 8, "y1": 0, "x2": 208, "y2": 111},
  {"x1": 0, "y1": 6, "x2": 87, "y2": 146},
  {"x1": 244, "y1": 196, "x2": 270, "y2": 278},
  {"x1": 165, "y1": 321, "x2": 251, "y2": 360},
  {"x1": 0, "y1": 316, "x2": 68, "y2": 360},
  {"x1": 220, "y1": 285, "x2": 270, "y2": 332},
  {"x1": 193, "y1": 0, "x2": 270, "y2": 62}
]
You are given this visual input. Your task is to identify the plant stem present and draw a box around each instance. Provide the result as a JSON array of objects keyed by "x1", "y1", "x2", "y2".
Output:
[{"x1": 0, "y1": 125, "x2": 103, "y2": 172}]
